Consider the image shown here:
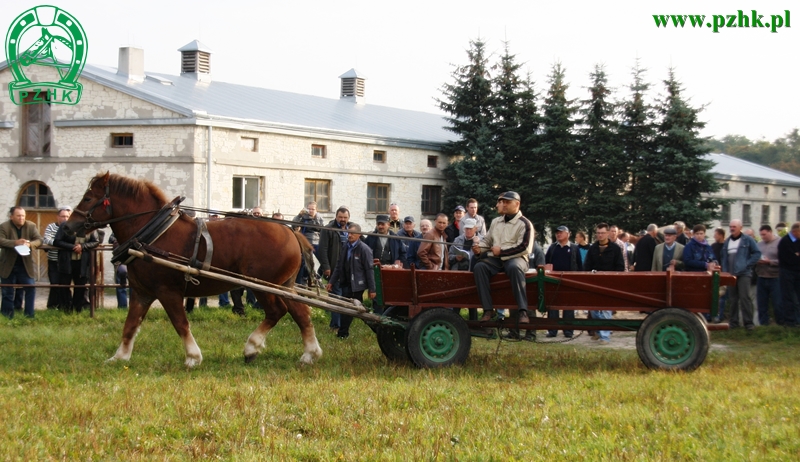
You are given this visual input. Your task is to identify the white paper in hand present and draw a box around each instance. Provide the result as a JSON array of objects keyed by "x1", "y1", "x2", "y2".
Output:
[{"x1": 15, "y1": 245, "x2": 31, "y2": 256}]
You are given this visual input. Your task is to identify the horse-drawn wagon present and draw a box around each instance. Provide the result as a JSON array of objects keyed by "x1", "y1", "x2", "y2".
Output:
[{"x1": 65, "y1": 173, "x2": 736, "y2": 373}]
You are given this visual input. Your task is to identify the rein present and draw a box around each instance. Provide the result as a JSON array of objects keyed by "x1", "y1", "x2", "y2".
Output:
[{"x1": 72, "y1": 181, "x2": 161, "y2": 230}]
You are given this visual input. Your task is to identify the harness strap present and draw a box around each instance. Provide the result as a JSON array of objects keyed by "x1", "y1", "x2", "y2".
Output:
[{"x1": 189, "y1": 218, "x2": 214, "y2": 271}]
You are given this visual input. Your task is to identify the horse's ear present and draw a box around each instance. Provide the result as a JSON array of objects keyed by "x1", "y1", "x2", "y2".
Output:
[{"x1": 100, "y1": 171, "x2": 110, "y2": 187}]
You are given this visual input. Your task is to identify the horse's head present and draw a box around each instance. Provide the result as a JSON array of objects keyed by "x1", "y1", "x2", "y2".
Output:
[{"x1": 63, "y1": 172, "x2": 113, "y2": 236}]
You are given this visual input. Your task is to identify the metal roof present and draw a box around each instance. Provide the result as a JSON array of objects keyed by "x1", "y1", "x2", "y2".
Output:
[
  {"x1": 177, "y1": 40, "x2": 214, "y2": 53},
  {"x1": 0, "y1": 58, "x2": 452, "y2": 146},
  {"x1": 705, "y1": 153, "x2": 800, "y2": 186}
]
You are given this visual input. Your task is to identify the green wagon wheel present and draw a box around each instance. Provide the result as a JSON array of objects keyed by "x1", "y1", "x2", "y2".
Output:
[
  {"x1": 376, "y1": 326, "x2": 410, "y2": 363},
  {"x1": 635, "y1": 308, "x2": 709, "y2": 371},
  {"x1": 406, "y1": 308, "x2": 471, "y2": 368}
]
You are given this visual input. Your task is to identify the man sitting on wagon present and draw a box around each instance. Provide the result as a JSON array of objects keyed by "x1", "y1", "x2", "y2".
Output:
[{"x1": 472, "y1": 191, "x2": 534, "y2": 324}]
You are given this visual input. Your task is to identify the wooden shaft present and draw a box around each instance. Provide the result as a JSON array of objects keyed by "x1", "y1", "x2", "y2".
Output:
[{"x1": 127, "y1": 249, "x2": 383, "y2": 322}]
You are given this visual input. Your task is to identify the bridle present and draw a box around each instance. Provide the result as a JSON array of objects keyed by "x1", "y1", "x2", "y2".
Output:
[{"x1": 71, "y1": 181, "x2": 160, "y2": 230}]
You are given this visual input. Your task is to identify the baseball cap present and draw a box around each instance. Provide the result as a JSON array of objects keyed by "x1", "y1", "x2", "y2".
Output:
[
  {"x1": 498, "y1": 191, "x2": 521, "y2": 201},
  {"x1": 454, "y1": 205, "x2": 466, "y2": 212},
  {"x1": 403, "y1": 216, "x2": 415, "y2": 223}
]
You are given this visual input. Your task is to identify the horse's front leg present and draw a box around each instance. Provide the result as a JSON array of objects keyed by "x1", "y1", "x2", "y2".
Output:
[
  {"x1": 160, "y1": 292, "x2": 203, "y2": 368},
  {"x1": 108, "y1": 289, "x2": 154, "y2": 363}
]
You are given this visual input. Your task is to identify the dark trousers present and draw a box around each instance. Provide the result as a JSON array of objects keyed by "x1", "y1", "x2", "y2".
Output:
[
  {"x1": 473, "y1": 256, "x2": 529, "y2": 312},
  {"x1": 60, "y1": 260, "x2": 87, "y2": 313},
  {"x1": 230, "y1": 287, "x2": 246, "y2": 314},
  {"x1": 547, "y1": 309, "x2": 575, "y2": 336},
  {"x1": 1, "y1": 263, "x2": 35, "y2": 318},
  {"x1": 756, "y1": 277, "x2": 781, "y2": 325},
  {"x1": 327, "y1": 279, "x2": 343, "y2": 328},
  {"x1": 780, "y1": 268, "x2": 800, "y2": 327},
  {"x1": 115, "y1": 264, "x2": 128, "y2": 309},
  {"x1": 338, "y1": 286, "x2": 365, "y2": 338},
  {"x1": 728, "y1": 275, "x2": 755, "y2": 328}
]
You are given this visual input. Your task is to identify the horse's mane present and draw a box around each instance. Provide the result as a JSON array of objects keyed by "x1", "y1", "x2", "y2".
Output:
[{"x1": 96, "y1": 173, "x2": 193, "y2": 223}]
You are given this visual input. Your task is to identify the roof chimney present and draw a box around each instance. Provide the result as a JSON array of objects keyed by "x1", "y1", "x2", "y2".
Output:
[
  {"x1": 339, "y1": 68, "x2": 366, "y2": 104},
  {"x1": 178, "y1": 40, "x2": 212, "y2": 83},
  {"x1": 117, "y1": 47, "x2": 145, "y2": 82}
]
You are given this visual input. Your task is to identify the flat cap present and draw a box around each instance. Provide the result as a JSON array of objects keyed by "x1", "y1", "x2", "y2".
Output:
[
  {"x1": 376, "y1": 214, "x2": 390, "y2": 223},
  {"x1": 556, "y1": 225, "x2": 569, "y2": 232},
  {"x1": 463, "y1": 218, "x2": 477, "y2": 229},
  {"x1": 664, "y1": 227, "x2": 678, "y2": 235}
]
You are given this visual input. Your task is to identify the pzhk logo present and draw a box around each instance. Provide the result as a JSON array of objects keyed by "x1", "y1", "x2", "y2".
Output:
[{"x1": 5, "y1": 5, "x2": 88, "y2": 105}]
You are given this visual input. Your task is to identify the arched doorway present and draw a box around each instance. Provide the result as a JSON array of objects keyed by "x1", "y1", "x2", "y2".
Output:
[{"x1": 16, "y1": 181, "x2": 58, "y2": 281}]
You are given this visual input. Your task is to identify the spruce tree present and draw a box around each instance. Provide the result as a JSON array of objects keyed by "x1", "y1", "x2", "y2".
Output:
[
  {"x1": 522, "y1": 62, "x2": 581, "y2": 242},
  {"x1": 652, "y1": 68, "x2": 723, "y2": 226},
  {"x1": 578, "y1": 64, "x2": 627, "y2": 231},
  {"x1": 437, "y1": 39, "x2": 500, "y2": 216},
  {"x1": 619, "y1": 60, "x2": 659, "y2": 232},
  {"x1": 491, "y1": 42, "x2": 540, "y2": 220}
]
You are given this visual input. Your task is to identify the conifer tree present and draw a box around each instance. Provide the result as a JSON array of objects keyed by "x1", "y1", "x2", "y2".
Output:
[
  {"x1": 619, "y1": 60, "x2": 659, "y2": 232},
  {"x1": 491, "y1": 42, "x2": 540, "y2": 220},
  {"x1": 578, "y1": 64, "x2": 627, "y2": 231},
  {"x1": 437, "y1": 39, "x2": 500, "y2": 215},
  {"x1": 651, "y1": 68, "x2": 723, "y2": 226},
  {"x1": 522, "y1": 62, "x2": 581, "y2": 242}
]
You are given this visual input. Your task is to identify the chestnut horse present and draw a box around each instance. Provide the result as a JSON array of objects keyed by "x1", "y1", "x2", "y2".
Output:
[{"x1": 63, "y1": 172, "x2": 322, "y2": 367}]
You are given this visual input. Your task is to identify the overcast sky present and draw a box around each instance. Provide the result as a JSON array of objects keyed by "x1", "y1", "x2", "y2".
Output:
[{"x1": 3, "y1": 0, "x2": 797, "y2": 142}]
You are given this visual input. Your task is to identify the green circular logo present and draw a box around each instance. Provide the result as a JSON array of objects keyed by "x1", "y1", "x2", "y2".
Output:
[{"x1": 5, "y1": 5, "x2": 88, "y2": 105}]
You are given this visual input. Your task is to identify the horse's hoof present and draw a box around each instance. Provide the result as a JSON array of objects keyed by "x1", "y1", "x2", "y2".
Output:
[
  {"x1": 185, "y1": 357, "x2": 202, "y2": 368},
  {"x1": 105, "y1": 356, "x2": 118, "y2": 363},
  {"x1": 244, "y1": 354, "x2": 257, "y2": 363}
]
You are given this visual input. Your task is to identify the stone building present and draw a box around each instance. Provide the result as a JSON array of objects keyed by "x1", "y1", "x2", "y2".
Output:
[
  {"x1": 1, "y1": 41, "x2": 451, "y2": 280},
  {"x1": 705, "y1": 153, "x2": 800, "y2": 230}
]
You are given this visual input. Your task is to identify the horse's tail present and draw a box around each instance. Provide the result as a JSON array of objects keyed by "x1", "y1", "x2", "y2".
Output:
[{"x1": 293, "y1": 230, "x2": 317, "y2": 287}]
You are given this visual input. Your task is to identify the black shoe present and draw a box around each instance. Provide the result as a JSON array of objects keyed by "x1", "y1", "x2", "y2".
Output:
[
  {"x1": 233, "y1": 308, "x2": 245, "y2": 317},
  {"x1": 564, "y1": 332, "x2": 574, "y2": 338},
  {"x1": 503, "y1": 329, "x2": 522, "y2": 340},
  {"x1": 523, "y1": 331, "x2": 536, "y2": 342},
  {"x1": 545, "y1": 332, "x2": 557, "y2": 338},
  {"x1": 336, "y1": 332, "x2": 350, "y2": 339}
]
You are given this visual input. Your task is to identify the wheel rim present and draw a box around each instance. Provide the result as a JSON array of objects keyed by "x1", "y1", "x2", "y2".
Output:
[
  {"x1": 419, "y1": 321, "x2": 458, "y2": 363},
  {"x1": 649, "y1": 321, "x2": 694, "y2": 365}
]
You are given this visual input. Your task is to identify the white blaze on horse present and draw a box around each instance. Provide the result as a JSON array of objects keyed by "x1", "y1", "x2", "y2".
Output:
[{"x1": 64, "y1": 172, "x2": 322, "y2": 367}]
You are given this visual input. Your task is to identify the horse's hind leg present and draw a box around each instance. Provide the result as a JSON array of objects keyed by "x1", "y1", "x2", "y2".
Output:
[
  {"x1": 109, "y1": 289, "x2": 154, "y2": 363},
  {"x1": 160, "y1": 292, "x2": 203, "y2": 367},
  {"x1": 244, "y1": 293, "x2": 287, "y2": 362},
  {"x1": 286, "y1": 299, "x2": 322, "y2": 365}
]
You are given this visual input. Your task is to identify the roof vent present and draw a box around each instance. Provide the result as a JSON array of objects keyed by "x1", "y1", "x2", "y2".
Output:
[
  {"x1": 117, "y1": 47, "x2": 145, "y2": 82},
  {"x1": 178, "y1": 40, "x2": 212, "y2": 82},
  {"x1": 339, "y1": 68, "x2": 366, "y2": 104}
]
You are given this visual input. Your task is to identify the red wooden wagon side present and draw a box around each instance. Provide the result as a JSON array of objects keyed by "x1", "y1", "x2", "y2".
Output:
[{"x1": 372, "y1": 265, "x2": 736, "y2": 371}]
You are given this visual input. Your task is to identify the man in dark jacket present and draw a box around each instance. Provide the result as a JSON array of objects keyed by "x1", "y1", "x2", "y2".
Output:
[
  {"x1": 445, "y1": 205, "x2": 465, "y2": 243},
  {"x1": 778, "y1": 222, "x2": 800, "y2": 327},
  {"x1": 365, "y1": 214, "x2": 406, "y2": 268},
  {"x1": 317, "y1": 206, "x2": 351, "y2": 330},
  {"x1": 633, "y1": 224, "x2": 659, "y2": 271},
  {"x1": 326, "y1": 223, "x2": 376, "y2": 339},
  {"x1": 544, "y1": 225, "x2": 579, "y2": 338},
  {"x1": 400, "y1": 216, "x2": 423, "y2": 269},
  {"x1": 54, "y1": 224, "x2": 100, "y2": 313},
  {"x1": 0, "y1": 207, "x2": 43, "y2": 318},
  {"x1": 582, "y1": 222, "x2": 624, "y2": 344}
]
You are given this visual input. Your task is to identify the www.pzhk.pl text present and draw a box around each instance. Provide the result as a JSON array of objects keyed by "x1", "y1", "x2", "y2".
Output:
[{"x1": 653, "y1": 10, "x2": 791, "y2": 33}]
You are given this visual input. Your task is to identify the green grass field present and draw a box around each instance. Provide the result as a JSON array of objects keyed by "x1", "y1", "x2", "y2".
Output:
[{"x1": 1, "y1": 307, "x2": 798, "y2": 461}]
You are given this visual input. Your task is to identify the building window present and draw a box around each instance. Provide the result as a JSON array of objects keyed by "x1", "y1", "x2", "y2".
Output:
[
  {"x1": 421, "y1": 186, "x2": 443, "y2": 215},
  {"x1": 742, "y1": 204, "x2": 752, "y2": 226},
  {"x1": 367, "y1": 183, "x2": 390, "y2": 213},
  {"x1": 721, "y1": 183, "x2": 730, "y2": 191},
  {"x1": 764, "y1": 186, "x2": 769, "y2": 195},
  {"x1": 761, "y1": 205, "x2": 770, "y2": 224},
  {"x1": 241, "y1": 137, "x2": 258, "y2": 152},
  {"x1": 780, "y1": 206, "x2": 787, "y2": 223},
  {"x1": 311, "y1": 144, "x2": 327, "y2": 158},
  {"x1": 232, "y1": 176, "x2": 260, "y2": 210},
  {"x1": 720, "y1": 204, "x2": 730, "y2": 224},
  {"x1": 111, "y1": 133, "x2": 134, "y2": 148},
  {"x1": 745, "y1": 184, "x2": 751, "y2": 193},
  {"x1": 373, "y1": 150, "x2": 386, "y2": 163},
  {"x1": 17, "y1": 181, "x2": 55, "y2": 209},
  {"x1": 797, "y1": 206, "x2": 800, "y2": 222},
  {"x1": 427, "y1": 155, "x2": 438, "y2": 168},
  {"x1": 304, "y1": 179, "x2": 331, "y2": 212},
  {"x1": 22, "y1": 97, "x2": 52, "y2": 157}
]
